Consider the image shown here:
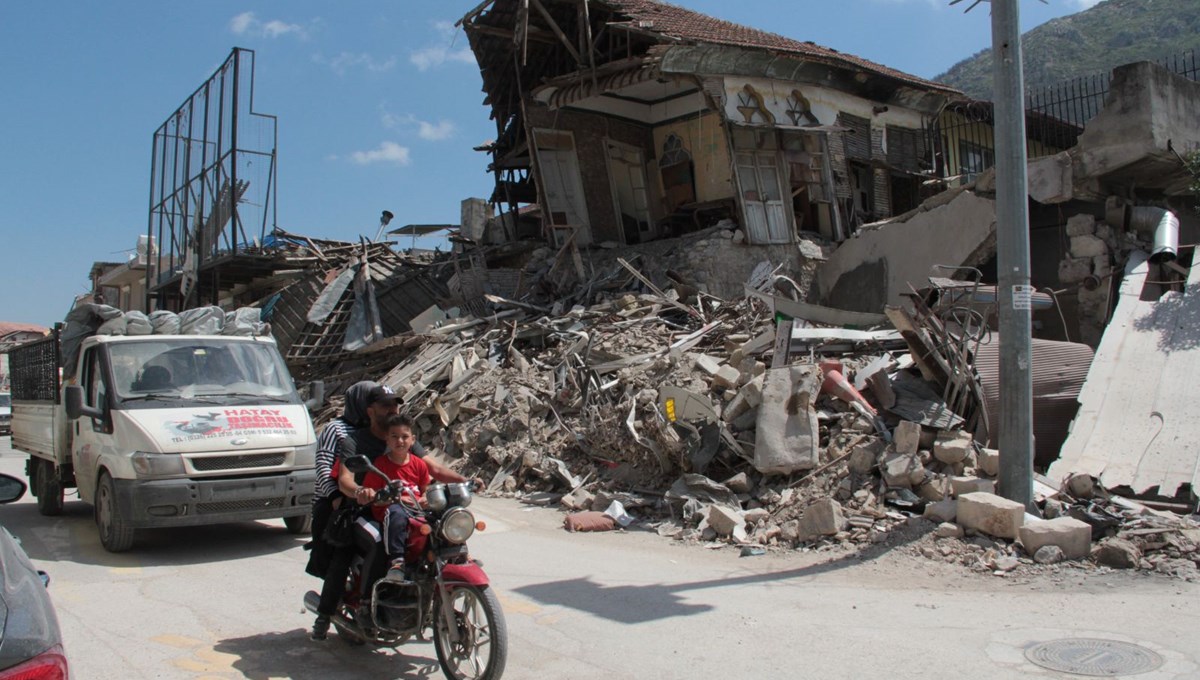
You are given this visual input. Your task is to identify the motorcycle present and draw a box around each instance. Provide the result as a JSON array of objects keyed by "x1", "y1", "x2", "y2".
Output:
[{"x1": 304, "y1": 454, "x2": 507, "y2": 680}]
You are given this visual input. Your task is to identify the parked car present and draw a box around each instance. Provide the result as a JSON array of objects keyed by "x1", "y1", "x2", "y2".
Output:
[
  {"x1": 0, "y1": 473, "x2": 68, "y2": 679},
  {"x1": 0, "y1": 393, "x2": 11, "y2": 436}
]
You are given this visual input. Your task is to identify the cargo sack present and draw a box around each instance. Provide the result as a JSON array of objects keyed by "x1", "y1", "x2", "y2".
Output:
[
  {"x1": 178, "y1": 306, "x2": 225, "y2": 335},
  {"x1": 149, "y1": 310, "x2": 181, "y2": 335},
  {"x1": 222, "y1": 307, "x2": 266, "y2": 336},
  {"x1": 124, "y1": 311, "x2": 153, "y2": 336}
]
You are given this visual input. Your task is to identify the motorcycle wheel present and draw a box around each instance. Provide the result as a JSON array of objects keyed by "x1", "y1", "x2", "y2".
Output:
[{"x1": 433, "y1": 585, "x2": 507, "y2": 680}]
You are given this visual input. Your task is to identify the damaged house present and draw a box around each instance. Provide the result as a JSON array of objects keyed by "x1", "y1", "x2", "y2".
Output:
[{"x1": 462, "y1": 0, "x2": 959, "y2": 255}]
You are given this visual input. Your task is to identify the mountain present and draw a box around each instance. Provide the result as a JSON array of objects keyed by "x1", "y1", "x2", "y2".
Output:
[{"x1": 935, "y1": 0, "x2": 1200, "y2": 100}]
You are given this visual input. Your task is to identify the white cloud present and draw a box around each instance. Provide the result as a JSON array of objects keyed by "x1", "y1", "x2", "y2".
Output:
[
  {"x1": 228, "y1": 12, "x2": 308, "y2": 39},
  {"x1": 314, "y1": 52, "x2": 398, "y2": 76},
  {"x1": 379, "y1": 111, "x2": 457, "y2": 142},
  {"x1": 350, "y1": 142, "x2": 411, "y2": 166},
  {"x1": 410, "y1": 20, "x2": 476, "y2": 71},
  {"x1": 1069, "y1": 0, "x2": 1103, "y2": 8}
]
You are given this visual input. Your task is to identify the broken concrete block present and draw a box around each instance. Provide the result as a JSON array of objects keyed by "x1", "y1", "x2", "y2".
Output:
[
  {"x1": 560, "y1": 487, "x2": 595, "y2": 512},
  {"x1": 950, "y1": 476, "x2": 995, "y2": 498},
  {"x1": 723, "y1": 375, "x2": 765, "y2": 423},
  {"x1": 882, "y1": 452, "x2": 925, "y2": 488},
  {"x1": 753, "y1": 366, "x2": 820, "y2": 475},
  {"x1": 1058, "y1": 257, "x2": 1093, "y2": 284},
  {"x1": 1070, "y1": 234, "x2": 1108, "y2": 258},
  {"x1": 977, "y1": 448, "x2": 1000, "y2": 477},
  {"x1": 743, "y1": 508, "x2": 770, "y2": 525},
  {"x1": 917, "y1": 477, "x2": 951, "y2": 503},
  {"x1": 693, "y1": 354, "x2": 723, "y2": 376},
  {"x1": 797, "y1": 499, "x2": 847, "y2": 541},
  {"x1": 779, "y1": 519, "x2": 800, "y2": 544},
  {"x1": 722, "y1": 472, "x2": 752, "y2": 494},
  {"x1": 894, "y1": 421, "x2": 922, "y2": 455},
  {"x1": 1065, "y1": 213, "x2": 1096, "y2": 236},
  {"x1": 933, "y1": 431, "x2": 972, "y2": 465},
  {"x1": 1027, "y1": 151, "x2": 1073, "y2": 204},
  {"x1": 1066, "y1": 474, "x2": 1095, "y2": 498},
  {"x1": 935, "y1": 522, "x2": 964, "y2": 539},
  {"x1": 921, "y1": 496, "x2": 960, "y2": 525},
  {"x1": 711, "y1": 365, "x2": 741, "y2": 391},
  {"x1": 1034, "y1": 545, "x2": 1065, "y2": 564},
  {"x1": 706, "y1": 505, "x2": 744, "y2": 538},
  {"x1": 1092, "y1": 538, "x2": 1141, "y2": 569},
  {"x1": 1019, "y1": 517, "x2": 1091, "y2": 561},
  {"x1": 848, "y1": 441, "x2": 881, "y2": 475},
  {"x1": 957, "y1": 492, "x2": 1025, "y2": 539}
]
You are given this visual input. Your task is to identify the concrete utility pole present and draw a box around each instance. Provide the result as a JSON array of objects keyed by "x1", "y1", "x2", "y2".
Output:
[{"x1": 991, "y1": 0, "x2": 1034, "y2": 510}]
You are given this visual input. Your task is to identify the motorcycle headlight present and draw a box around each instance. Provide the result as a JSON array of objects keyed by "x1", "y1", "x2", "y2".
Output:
[{"x1": 440, "y1": 507, "x2": 476, "y2": 544}]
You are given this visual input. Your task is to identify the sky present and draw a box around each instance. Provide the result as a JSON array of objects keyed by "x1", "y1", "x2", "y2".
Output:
[{"x1": 0, "y1": 0, "x2": 1101, "y2": 326}]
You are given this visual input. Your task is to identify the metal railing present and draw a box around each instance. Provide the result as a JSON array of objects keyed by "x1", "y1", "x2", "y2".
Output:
[{"x1": 934, "y1": 48, "x2": 1198, "y2": 181}]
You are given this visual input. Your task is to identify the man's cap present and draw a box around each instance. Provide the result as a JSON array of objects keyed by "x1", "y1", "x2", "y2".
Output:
[{"x1": 367, "y1": 384, "x2": 399, "y2": 406}]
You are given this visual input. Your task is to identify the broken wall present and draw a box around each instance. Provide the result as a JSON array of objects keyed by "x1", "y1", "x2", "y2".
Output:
[
  {"x1": 650, "y1": 111, "x2": 735, "y2": 205},
  {"x1": 816, "y1": 190, "x2": 997, "y2": 313}
]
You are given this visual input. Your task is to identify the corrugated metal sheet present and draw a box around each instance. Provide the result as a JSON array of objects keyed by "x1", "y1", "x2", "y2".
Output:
[
  {"x1": 974, "y1": 336, "x2": 1094, "y2": 469},
  {"x1": 1049, "y1": 252, "x2": 1200, "y2": 497}
]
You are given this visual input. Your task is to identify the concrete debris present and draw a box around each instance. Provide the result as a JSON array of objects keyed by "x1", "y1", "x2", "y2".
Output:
[{"x1": 286, "y1": 237, "x2": 1196, "y2": 580}]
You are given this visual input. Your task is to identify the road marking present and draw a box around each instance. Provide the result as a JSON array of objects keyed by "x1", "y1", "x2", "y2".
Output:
[
  {"x1": 152, "y1": 634, "x2": 208, "y2": 649},
  {"x1": 497, "y1": 593, "x2": 541, "y2": 615}
]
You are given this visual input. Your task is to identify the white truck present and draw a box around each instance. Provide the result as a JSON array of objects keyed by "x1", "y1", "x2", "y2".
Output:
[{"x1": 9, "y1": 327, "x2": 320, "y2": 551}]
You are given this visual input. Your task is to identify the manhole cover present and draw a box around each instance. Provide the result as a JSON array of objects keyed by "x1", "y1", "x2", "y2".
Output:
[{"x1": 1025, "y1": 638, "x2": 1164, "y2": 677}]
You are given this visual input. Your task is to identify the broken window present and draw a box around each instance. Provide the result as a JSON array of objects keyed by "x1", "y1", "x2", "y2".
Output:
[
  {"x1": 849, "y1": 161, "x2": 874, "y2": 226},
  {"x1": 958, "y1": 140, "x2": 994, "y2": 182},
  {"x1": 658, "y1": 134, "x2": 696, "y2": 212}
]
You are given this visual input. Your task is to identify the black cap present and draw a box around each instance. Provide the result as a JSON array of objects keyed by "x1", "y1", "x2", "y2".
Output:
[{"x1": 367, "y1": 385, "x2": 398, "y2": 406}]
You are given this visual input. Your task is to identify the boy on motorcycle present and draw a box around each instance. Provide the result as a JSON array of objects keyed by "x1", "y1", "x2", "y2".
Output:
[{"x1": 355, "y1": 413, "x2": 431, "y2": 571}]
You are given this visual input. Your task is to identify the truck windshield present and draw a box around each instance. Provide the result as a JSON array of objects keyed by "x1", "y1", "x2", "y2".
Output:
[{"x1": 108, "y1": 339, "x2": 298, "y2": 407}]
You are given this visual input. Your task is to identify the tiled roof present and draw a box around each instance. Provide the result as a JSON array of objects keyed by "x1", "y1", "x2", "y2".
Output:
[
  {"x1": 601, "y1": 0, "x2": 959, "y2": 94},
  {"x1": 0, "y1": 322, "x2": 48, "y2": 337}
]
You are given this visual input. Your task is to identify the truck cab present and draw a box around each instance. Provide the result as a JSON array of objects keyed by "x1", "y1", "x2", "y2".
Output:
[{"x1": 13, "y1": 331, "x2": 318, "y2": 551}]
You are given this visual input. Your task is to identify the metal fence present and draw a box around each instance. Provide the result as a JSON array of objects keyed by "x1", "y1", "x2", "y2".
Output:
[{"x1": 935, "y1": 49, "x2": 1198, "y2": 181}]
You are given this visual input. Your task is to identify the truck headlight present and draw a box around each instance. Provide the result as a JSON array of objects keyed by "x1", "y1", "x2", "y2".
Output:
[
  {"x1": 293, "y1": 442, "x2": 317, "y2": 466},
  {"x1": 131, "y1": 451, "x2": 186, "y2": 476},
  {"x1": 440, "y1": 507, "x2": 476, "y2": 544}
]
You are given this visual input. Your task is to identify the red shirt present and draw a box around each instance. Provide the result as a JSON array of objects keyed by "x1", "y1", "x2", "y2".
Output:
[{"x1": 363, "y1": 451, "x2": 430, "y2": 522}]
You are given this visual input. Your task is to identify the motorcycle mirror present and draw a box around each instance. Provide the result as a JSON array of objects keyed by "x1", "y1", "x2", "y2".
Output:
[{"x1": 343, "y1": 454, "x2": 371, "y2": 474}]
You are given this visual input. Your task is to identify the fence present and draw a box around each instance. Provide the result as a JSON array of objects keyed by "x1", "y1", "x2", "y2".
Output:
[{"x1": 935, "y1": 49, "x2": 1198, "y2": 181}]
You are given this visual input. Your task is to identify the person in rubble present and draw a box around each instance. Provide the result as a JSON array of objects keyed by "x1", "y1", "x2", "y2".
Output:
[{"x1": 309, "y1": 382, "x2": 484, "y2": 640}]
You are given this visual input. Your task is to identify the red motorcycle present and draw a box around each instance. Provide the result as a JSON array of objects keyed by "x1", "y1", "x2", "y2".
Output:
[{"x1": 304, "y1": 454, "x2": 507, "y2": 680}]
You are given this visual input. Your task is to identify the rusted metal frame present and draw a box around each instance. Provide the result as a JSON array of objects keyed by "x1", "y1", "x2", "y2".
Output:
[{"x1": 530, "y1": 0, "x2": 582, "y2": 65}]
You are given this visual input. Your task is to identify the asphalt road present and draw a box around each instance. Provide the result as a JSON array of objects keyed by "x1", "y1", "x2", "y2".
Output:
[{"x1": 1, "y1": 437, "x2": 1198, "y2": 680}]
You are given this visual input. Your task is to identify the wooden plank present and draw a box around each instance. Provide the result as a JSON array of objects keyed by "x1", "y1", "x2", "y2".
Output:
[
  {"x1": 530, "y1": 0, "x2": 582, "y2": 64},
  {"x1": 743, "y1": 285, "x2": 888, "y2": 328}
]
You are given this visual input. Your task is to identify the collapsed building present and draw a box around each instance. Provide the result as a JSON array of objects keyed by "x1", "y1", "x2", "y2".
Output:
[{"x1": 73, "y1": 10, "x2": 1200, "y2": 577}]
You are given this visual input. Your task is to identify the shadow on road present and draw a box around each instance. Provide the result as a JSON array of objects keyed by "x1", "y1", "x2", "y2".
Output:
[
  {"x1": 0, "y1": 499, "x2": 308, "y2": 568},
  {"x1": 212, "y1": 628, "x2": 440, "y2": 680},
  {"x1": 515, "y1": 518, "x2": 934, "y2": 624}
]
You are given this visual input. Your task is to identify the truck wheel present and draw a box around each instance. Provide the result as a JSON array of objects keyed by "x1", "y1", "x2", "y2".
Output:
[
  {"x1": 35, "y1": 459, "x2": 64, "y2": 517},
  {"x1": 284, "y1": 514, "x2": 312, "y2": 535},
  {"x1": 96, "y1": 473, "x2": 134, "y2": 552}
]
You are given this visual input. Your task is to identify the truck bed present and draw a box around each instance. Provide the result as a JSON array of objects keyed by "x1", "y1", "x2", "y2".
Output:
[{"x1": 11, "y1": 401, "x2": 62, "y2": 463}]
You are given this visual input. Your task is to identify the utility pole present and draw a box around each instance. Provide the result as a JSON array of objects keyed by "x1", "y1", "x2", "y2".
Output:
[{"x1": 991, "y1": 0, "x2": 1034, "y2": 510}]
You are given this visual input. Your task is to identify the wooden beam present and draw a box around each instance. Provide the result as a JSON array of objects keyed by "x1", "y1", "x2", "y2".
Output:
[
  {"x1": 464, "y1": 22, "x2": 557, "y2": 44},
  {"x1": 530, "y1": 0, "x2": 583, "y2": 64},
  {"x1": 455, "y1": 0, "x2": 497, "y2": 27}
]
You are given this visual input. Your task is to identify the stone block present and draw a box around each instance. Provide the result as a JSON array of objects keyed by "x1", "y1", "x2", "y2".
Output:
[
  {"x1": 977, "y1": 448, "x2": 1000, "y2": 477},
  {"x1": 560, "y1": 488, "x2": 595, "y2": 511},
  {"x1": 848, "y1": 439, "x2": 883, "y2": 475},
  {"x1": 950, "y1": 476, "x2": 995, "y2": 497},
  {"x1": 894, "y1": 420, "x2": 922, "y2": 455},
  {"x1": 797, "y1": 499, "x2": 847, "y2": 540},
  {"x1": 711, "y1": 365, "x2": 741, "y2": 391},
  {"x1": 1058, "y1": 257, "x2": 1093, "y2": 284},
  {"x1": 743, "y1": 508, "x2": 770, "y2": 525},
  {"x1": 723, "y1": 472, "x2": 752, "y2": 494},
  {"x1": 923, "y1": 499, "x2": 957, "y2": 523},
  {"x1": 1070, "y1": 234, "x2": 1108, "y2": 258},
  {"x1": 779, "y1": 520, "x2": 800, "y2": 544},
  {"x1": 693, "y1": 354, "x2": 723, "y2": 376},
  {"x1": 1065, "y1": 213, "x2": 1096, "y2": 236},
  {"x1": 933, "y1": 431, "x2": 972, "y2": 465},
  {"x1": 1091, "y1": 538, "x2": 1140, "y2": 569},
  {"x1": 1027, "y1": 152, "x2": 1073, "y2": 204},
  {"x1": 957, "y1": 492, "x2": 1025, "y2": 539},
  {"x1": 753, "y1": 366, "x2": 821, "y2": 475},
  {"x1": 1019, "y1": 517, "x2": 1091, "y2": 560},
  {"x1": 917, "y1": 477, "x2": 950, "y2": 502},
  {"x1": 882, "y1": 452, "x2": 925, "y2": 488},
  {"x1": 707, "y1": 505, "x2": 744, "y2": 537},
  {"x1": 1034, "y1": 545, "x2": 1065, "y2": 564},
  {"x1": 934, "y1": 522, "x2": 964, "y2": 539}
]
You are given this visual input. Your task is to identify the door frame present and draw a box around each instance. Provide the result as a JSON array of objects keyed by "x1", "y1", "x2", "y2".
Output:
[
  {"x1": 532, "y1": 128, "x2": 592, "y2": 246},
  {"x1": 603, "y1": 138, "x2": 656, "y2": 244},
  {"x1": 731, "y1": 127, "x2": 796, "y2": 245}
]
